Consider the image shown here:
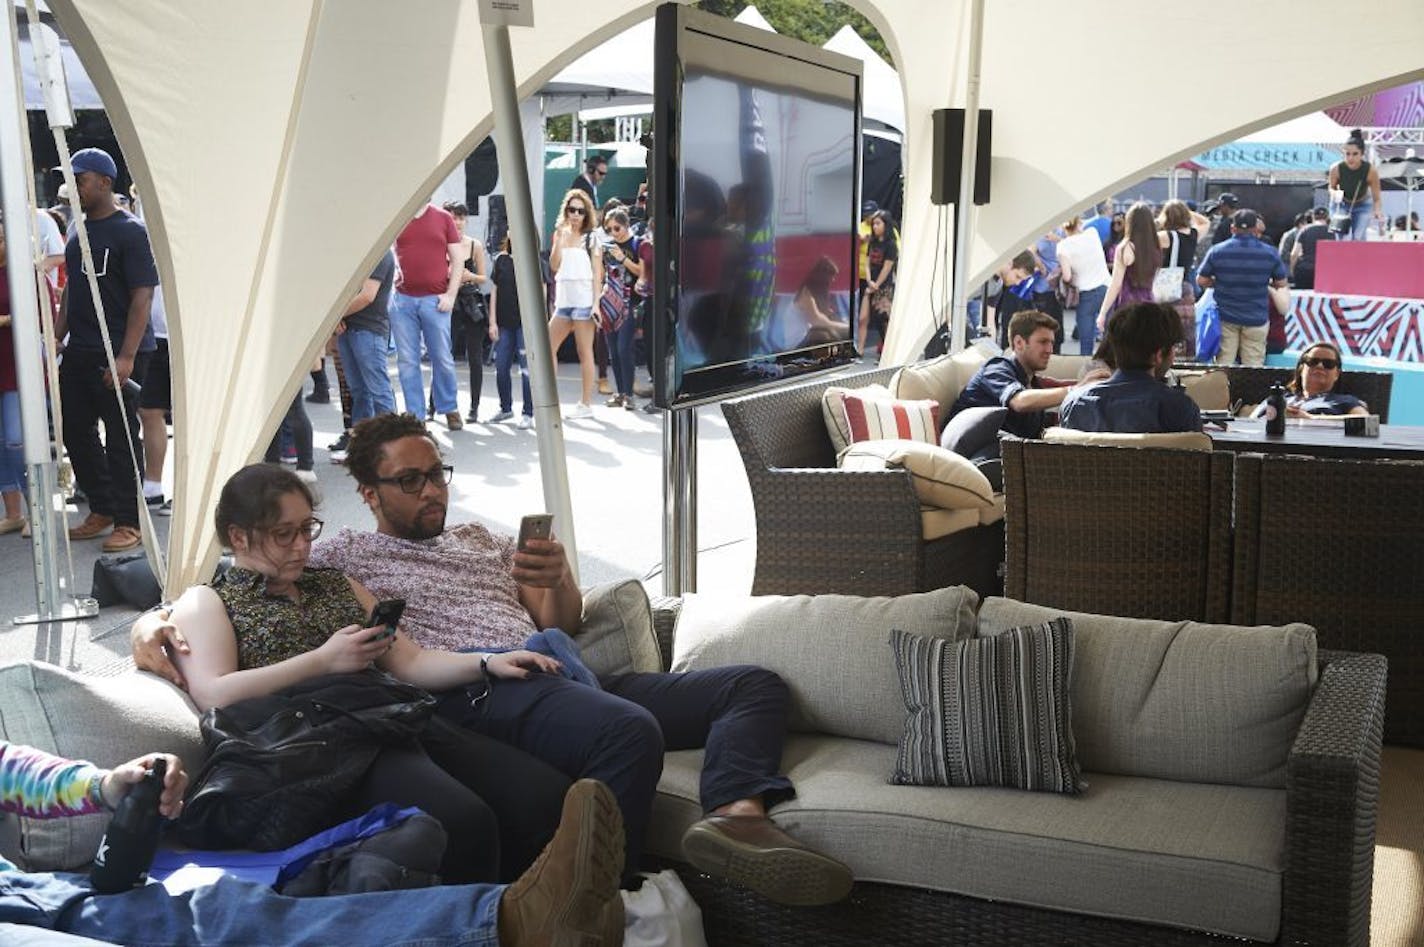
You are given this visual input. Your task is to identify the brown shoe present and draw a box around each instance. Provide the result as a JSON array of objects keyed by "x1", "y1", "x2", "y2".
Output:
[
  {"x1": 0, "y1": 516, "x2": 26, "y2": 535},
  {"x1": 69, "y1": 512, "x2": 114, "y2": 540},
  {"x1": 681, "y1": 814, "x2": 853, "y2": 907},
  {"x1": 499, "y1": 779, "x2": 625, "y2": 946},
  {"x1": 101, "y1": 525, "x2": 142, "y2": 553},
  {"x1": 445, "y1": 411, "x2": 464, "y2": 431}
]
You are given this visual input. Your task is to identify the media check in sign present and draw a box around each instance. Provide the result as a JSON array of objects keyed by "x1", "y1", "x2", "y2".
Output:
[{"x1": 478, "y1": 0, "x2": 534, "y2": 27}]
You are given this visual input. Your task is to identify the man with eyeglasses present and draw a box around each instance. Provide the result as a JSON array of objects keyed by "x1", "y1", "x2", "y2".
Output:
[
  {"x1": 571, "y1": 155, "x2": 608, "y2": 208},
  {"x1": 132, "y1": 412, "x2": 854, "y2": 908}
]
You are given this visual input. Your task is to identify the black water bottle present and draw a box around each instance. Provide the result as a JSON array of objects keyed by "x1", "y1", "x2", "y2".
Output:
[
  {"x1": 1265, "y1": 384, "x2": 1287, "y2": 438},
  {"x1": 90, "y1": 759, "x2": 166, "y2": 893}
]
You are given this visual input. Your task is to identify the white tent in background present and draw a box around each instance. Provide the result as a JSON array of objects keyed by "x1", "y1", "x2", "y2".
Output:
[
  {"x1": 823, "y1": 24, "x2": 904, "y2": 133},
  {"x1": 733, "y1": 5, "x2": 777, "y2": 32},
  {"x1": 543, "y1": 16, "x2": 654, "y2": 116},
  {"x1": 1240, "y1": 112, "x2": 1350, "y2": 144}
]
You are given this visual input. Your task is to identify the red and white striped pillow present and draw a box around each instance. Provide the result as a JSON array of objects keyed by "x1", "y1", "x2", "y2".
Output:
[{"x1": 841, "y1": 392, "x2": 940, "y2": 445}]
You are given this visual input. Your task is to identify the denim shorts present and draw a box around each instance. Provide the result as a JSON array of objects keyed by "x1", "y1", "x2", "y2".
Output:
[{"x1": 553, "y1": 306, "x2": 594, "y2": 321}]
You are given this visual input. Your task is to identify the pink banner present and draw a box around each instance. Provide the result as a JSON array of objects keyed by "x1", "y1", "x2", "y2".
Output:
[
  {"x1": 1288, "y1": 292, "x2": 1424, "y2": 362},
  {"x1": 1325, "y1": 81, "x2": 1424, "y2": 128}
]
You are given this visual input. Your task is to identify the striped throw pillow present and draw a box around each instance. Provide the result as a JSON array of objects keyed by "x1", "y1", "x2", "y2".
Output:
[
  {"x1": 841, "y1": 392, "x2": 939, "y2": 444},
  {"x1": 890, "y1": 619, "x2": 1085, "y2": 794}
]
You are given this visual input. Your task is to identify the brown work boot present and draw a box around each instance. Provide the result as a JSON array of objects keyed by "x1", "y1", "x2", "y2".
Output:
[
  {"x1": 445, "y1": 411, "x2": 464, "y2": 431},
  {"x1": 681, "y1": 814, "x2": 853, "y2": 907},
  {"x1": 102, "y1": 525, "x2": 142, "y2": 553},
  {"x1": 498, "y1": 779, "x2": 624, "y2": 946},
  {"x1": 68, "y1": 512, "x2": 114, "y2": 540}
]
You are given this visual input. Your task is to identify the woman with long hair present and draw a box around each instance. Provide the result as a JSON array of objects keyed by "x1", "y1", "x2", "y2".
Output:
[
  {"x1": 599, "y1": 207, "x2": 643, "y2": 409},
  {"x1": 1155, "y1": 199, "x2": 1209, "y2": 357},
  {"x1": 489, "y1": 234, "x2": 534, "y2": 427},
  {"x1": 856, "y1": 210, "x2": 898, "y2": 353},
  {"x1": 1251, "y1": 342, "x2": 1368, "y2": 418},
  {"x1": 443, "y1": 202, "x2": 492, "y2": 423},
  {"x1": 547, "y1": 189, "x2": 603, "y2": 419},
  {"x1": 1097, "y1": 202, "x2": 1160, "y2": 333},
  {"x1": 1328, "y1": 130, "x2": 1385, "y2": 241},
  {"x1": 793, "y1": 256, "x2": 849, "y2": 348}
]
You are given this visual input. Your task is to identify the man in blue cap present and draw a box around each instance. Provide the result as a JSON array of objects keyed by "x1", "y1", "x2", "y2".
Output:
[{"x1": 54, "y1": 147, "x2": 160, "y2": 552}]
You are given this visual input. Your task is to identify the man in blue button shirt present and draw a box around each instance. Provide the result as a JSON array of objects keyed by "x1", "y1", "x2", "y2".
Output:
[
  {"x1": 1060, "y1": 302, "x2": 1202, "y2": 434},
  {"x1": 1196, "y1": 209, "x2": 1288, "y2": 366},
  {"x1": 953, "y1": 310, "x2": 1103, "y2": 439}
]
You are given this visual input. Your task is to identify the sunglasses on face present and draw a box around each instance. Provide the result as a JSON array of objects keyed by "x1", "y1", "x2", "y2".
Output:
[
  {"x1": 1303, "y1": 357, "x2": 1340, "y2": 370},
  {"x1": 565, "y1": 205, "x2": 586, "y2": 215}
]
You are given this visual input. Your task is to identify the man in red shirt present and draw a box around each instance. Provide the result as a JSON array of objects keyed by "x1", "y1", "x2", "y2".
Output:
[{"x1": 392, "y1": 204, "x2": 467, "y2": 430}]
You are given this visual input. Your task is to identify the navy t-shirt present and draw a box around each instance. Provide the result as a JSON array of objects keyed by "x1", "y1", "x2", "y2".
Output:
[
  {"x1": 346, "y1": 250, "x2": 395, "y2": 335},
  {"x1": 953, "y1": 355, "x2": 1047, "y2": 439},
  {"x1": 1197, "y1": 235, "x2": 1287, "y2": 328},
  {"x1": 64, "y1": 210, "x2": 159, "y2": 353},
  {"x1": 1060, "y1": 370, "x2": 1202, "y2": 433},
  {"x1": 1250, "y1": 391, "x2": 1365, "y2": 418}
]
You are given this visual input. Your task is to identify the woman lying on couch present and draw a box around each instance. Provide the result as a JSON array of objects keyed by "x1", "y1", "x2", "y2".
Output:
[
  {"x1": 0, "y1": 740, "x2": 624, "y2": 946},
  {"x1": 164, "y1": 463, "x2": 570, "y2": 884},
  {"x1": 1249, "y1": 342, "x2": 1369, "y2": 419}
]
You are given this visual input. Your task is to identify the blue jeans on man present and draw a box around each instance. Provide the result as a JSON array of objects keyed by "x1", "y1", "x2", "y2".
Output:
[
  {"x1": 0, "y1": 870, "x2": 503, "y2": 946},
  {"x1": 609, "y1": 317, "x2": 637, "y2": 398},
  {"x1": 337, "y1": 327, "x2": 397, "y2": 423},
  {"x1": 389, "y1": 292, "x2": 458, "y2": 417},
  {"x1": 493, "y1": 327, "x2": 533, "y2": 418}
]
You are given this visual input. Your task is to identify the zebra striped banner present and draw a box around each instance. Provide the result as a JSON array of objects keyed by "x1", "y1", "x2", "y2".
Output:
[{"x1": 1287, "y1": 292, "x2": 1424, "y2": 362}]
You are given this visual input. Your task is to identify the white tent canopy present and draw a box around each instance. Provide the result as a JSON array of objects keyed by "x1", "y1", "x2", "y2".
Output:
[
  {"x1": 732, "y1": 5, "x2": 776, "y2": 32},
  {"x1": 40, "y1": 0, "x2": 1424, "y2": 592},
  {"x1": 1240, "y1": 112, "x2": 1351, "y2": 145},
  {"x1": 822, "y1": 24, "x2": 903, "y2": 133}
]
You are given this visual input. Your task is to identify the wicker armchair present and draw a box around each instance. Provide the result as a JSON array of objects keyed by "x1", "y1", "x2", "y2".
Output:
[
  {"x1": 1001, "y1": 438, "x2": 1234, "y2": 622},
  {"x1": 1233, "y1": 452, "x2": 1424, "y2": 747},
  {"x1": 1174, "y1": 363, "x2": 1393, "y2": 422},
  {"x1": 720, "y1": 369, "x2": 1002, "y2": 598},
  {"x1": 649, "y1": 596, "x2": 1385, "y2": 946}
]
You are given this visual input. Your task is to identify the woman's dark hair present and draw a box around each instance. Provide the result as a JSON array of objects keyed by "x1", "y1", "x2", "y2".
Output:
[
  {"x1": 214, "y1": 464, "x2": 315, "y2": 547},
  {"x1": 1289, "y1": 341, "x2": 1345, "y2": 395},
  {"x1": 604, "y1": 207, "x2": 630, "y2": 231},
  {"x1": 1123, "y1": 202, "x2": 1159, "y2": 290},
  {"x1": 442, "y1": 201, "x2": 469, "y2": 218},
  {"x1": 1346, "y1": 128, "x2": 1365, "y2": 150},
  {"x1": 869, "y1": 209, "x2": 898, "y2": 244},
  {"x1": 345, "y1": 412, "x2": 439, "y2": 487},
  {"x1": 499, "y1": 234, "x2": 511, "y2": 253}
]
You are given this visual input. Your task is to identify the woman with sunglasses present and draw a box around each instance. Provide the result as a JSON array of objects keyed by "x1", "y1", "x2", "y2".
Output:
[
  {"x1": 1327, "y1": 130, "x2": 1385, "y2": 241},
  {"x1": 1251, "y1": 342, "x2": 1368, "y2": 418},
  {"x1": 159, "y1": 463, "x2": 569, "y2": 884},
  {"x1": 547, "y1": 189, "x2": 603, "y2": 419}
]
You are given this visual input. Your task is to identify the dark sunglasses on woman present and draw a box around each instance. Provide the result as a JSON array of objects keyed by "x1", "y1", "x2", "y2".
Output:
[
  {"x1": 1303, "y1": 357, "x2": 1339, "y2": 370},
  {"x1": 565, "y1": 205, "x2": 586, "y2": 216}
]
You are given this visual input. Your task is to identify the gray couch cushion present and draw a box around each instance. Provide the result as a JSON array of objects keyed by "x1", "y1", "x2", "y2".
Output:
[
  {"x1": 671, "y1": 587, "x2": 979, "y2": 744},
  {"x1": 0, "y1": 661, "x2": 204, "y2": 871},
  {"x1": 577, "y1": 579, "x2": 663, "y2": 677},
  {"x1": 650, "y1": 736, "x2": 1286, "y2": 942},
  {"x1": 976, "y1": 598, "x2": 1317, "y2": 789}
]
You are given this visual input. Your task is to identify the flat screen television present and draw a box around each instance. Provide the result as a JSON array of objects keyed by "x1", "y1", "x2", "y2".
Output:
[{"x1": 651, "y1": 3, "x2": 863, "y2": 409}]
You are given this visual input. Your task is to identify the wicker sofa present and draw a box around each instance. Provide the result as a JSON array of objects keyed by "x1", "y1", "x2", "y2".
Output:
[
  {"x1": 1174, "y1": 362, "x2": 1394, "y2": 421},
  {"x1": 648, "y1": 589, "x2": 1385, "y2": 947}
]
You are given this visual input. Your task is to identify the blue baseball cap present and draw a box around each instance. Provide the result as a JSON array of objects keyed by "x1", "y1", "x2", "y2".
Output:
[{"x1": 71, "y1": 147, "x2": 117, "y2": 180}]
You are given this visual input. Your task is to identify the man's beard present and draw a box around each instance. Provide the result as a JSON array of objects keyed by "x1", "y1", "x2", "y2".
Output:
[{"x1": 380, "y1": 497, "x2": 447, "y2": 540}]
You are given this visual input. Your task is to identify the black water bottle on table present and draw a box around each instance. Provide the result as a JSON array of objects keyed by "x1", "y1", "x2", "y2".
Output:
[
  {"x1": 1265, "y1": 384, "x2": 1287, "y2": 438},
  {"x1": 90, "y1": 758, "x2": 167, "y2": 893}
]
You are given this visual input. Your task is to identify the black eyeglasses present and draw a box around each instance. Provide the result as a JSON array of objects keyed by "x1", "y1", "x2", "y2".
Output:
[
  {"x1": 260, "y1": 517, "x2": 324, "y2": 547},
  {"x1": 374, "y1": 465, "x2": 454, "y2": 495},
  {"x1": 565, "y1": 205, "x2": 586, "y2": 215},
  {"x1": 1303, "y1": 357, "x2": 1340, "y2": 370},
  {"x1": 593, "y1": 168, "x2": 608, "y2": 177}
]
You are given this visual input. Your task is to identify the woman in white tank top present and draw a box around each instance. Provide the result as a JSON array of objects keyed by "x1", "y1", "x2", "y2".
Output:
[{"x1": 548, "y1": 189, "x2": 604, "y2": 418}]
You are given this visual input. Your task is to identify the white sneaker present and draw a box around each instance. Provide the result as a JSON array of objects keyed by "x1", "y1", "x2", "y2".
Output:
[
  {"x1": 517, "y1": 415, "x2": 534, "y2": 430},
  {"x1": 566, "y1": 403, "x2": 593, "y2": 420},
  {"x1": 295, "y1": 469, "x2": 319, "y2": 485}
]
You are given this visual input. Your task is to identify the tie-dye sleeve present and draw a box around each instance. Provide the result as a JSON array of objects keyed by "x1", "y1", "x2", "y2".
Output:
[{"x1": 0, "y1": 741, "x2": 106, "y2": 819}]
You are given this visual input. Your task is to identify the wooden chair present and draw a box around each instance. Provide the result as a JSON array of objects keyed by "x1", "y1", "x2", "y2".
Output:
[{"x1": 1001, "y1": 437, "x2": 1234, "y2": 622}]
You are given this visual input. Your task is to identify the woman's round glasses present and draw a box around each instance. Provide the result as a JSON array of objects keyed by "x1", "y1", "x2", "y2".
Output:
[{"x1": 262, "y1": 518, "x2": 324, "y2": 547}]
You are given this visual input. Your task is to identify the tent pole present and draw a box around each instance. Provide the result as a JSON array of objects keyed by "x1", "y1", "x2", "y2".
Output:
[
  {"x1": 1, "y1": 1, "x2": 89, "y2": 625},
  {"x1": 481, "y1": 19, "x2": 580, "y2": 583},
  {"x1": 947, "y1": 0, "x2": 985, "y2": 354}
]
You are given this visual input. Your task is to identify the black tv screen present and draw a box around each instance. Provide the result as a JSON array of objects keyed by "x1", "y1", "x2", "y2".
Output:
[{"x1": 652, "y1": 4, "x2": 863, "y2": 409}]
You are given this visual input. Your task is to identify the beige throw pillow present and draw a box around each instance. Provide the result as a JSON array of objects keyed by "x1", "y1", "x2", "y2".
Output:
[
  {"x1": 822, "y1": 383, "x2": 892, "y2": 453},
  {"x1": 839, "y1": 439, "x2": 995, "y2": 509},
  {"x1": 1043, "y1": 427, "x2": 1213, "y2": 451}
]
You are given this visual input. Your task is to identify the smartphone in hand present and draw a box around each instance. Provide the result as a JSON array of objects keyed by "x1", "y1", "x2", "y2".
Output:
[
  {"x1": 517, "y1": 514, "x2": 554, "y2": 553},
  {"x1": 368, "y1": 598, "x2": 406, "y2": 642}
]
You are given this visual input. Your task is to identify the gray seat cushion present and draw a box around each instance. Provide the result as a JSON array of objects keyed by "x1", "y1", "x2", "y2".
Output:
[
  {"x1": 977, "y1": 598, "x2": 1317, "y2": 789},
  {"x1": 650, "y1": 736, "x2": 1285, "y2": 943}
]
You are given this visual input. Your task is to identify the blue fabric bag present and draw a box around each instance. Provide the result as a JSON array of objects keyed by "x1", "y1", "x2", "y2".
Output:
[{"x1": 1196, "y1": 291, "x2": 1221, "y2": 362}]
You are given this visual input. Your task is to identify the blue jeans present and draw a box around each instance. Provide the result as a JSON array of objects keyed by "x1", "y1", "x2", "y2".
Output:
[
  {"x1": 494, "y1": 327, "x2": 533, "y2": 416},
  {"x1": 1076, "y1": 285, "x2": 1107, "y2": 355},
  {"x1": 609, "y1": 317, "x2": 637, "y2": 397},
  {"x1": 337, "y1": 327, "x2": 396, "y2": 423},
  {"x1": 1345, "y1": 201, "x2": 1375, "y2": 241},
  {"x1": 0, "y1": 390, "x2": 23, "y2": 495},
  {"x1": 0, "y1": 870, "x2": 501, "y2": 947},
  {"x1": 389, "y1": 292, "x2": 458, "y2": 416}
]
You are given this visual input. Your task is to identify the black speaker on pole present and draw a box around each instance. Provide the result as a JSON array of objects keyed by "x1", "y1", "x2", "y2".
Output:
[{"x1": 930, "y1": 108, "x2": 992, "y2": 206}]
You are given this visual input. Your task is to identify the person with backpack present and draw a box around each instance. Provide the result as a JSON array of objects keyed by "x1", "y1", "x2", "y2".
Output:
[{"x1": 598, "y1": 208, "x2": 643, "y2": 410}]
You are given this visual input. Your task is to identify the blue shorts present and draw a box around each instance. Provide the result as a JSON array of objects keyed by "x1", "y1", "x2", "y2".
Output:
[{"x1": 553, "y1": 306, "x2": 594, "y2": 321}]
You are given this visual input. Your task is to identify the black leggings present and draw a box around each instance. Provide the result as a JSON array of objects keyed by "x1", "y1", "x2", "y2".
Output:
[{"x1": 349, "y1": 723, "x2": 570, "y2": 884}]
